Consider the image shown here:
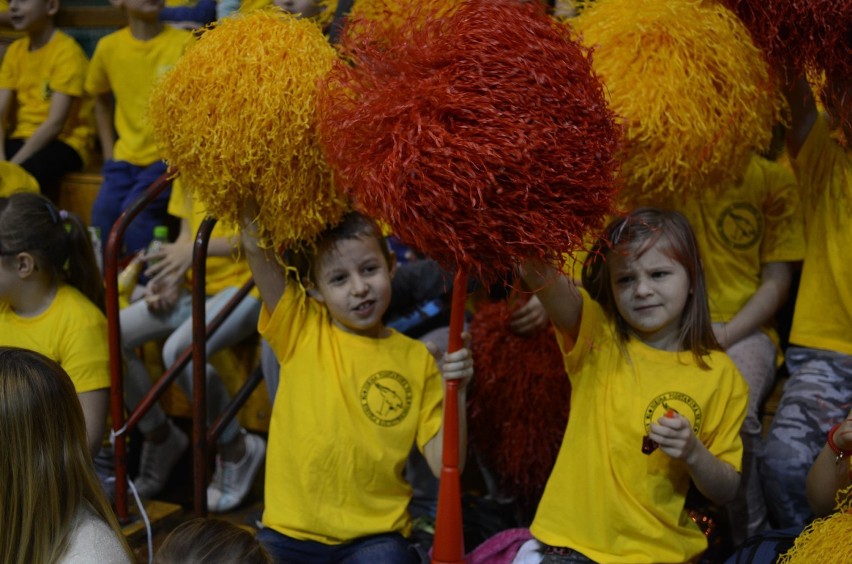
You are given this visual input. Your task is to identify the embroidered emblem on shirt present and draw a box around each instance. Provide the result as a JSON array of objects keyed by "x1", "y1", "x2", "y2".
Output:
[
  {"x1": 643, "y1": 391, "x2": 702, "y2": 437},
  {"x1": 716, "y1": 203, "x2": 762, "y2": 250},
  {"x1": 42, "y1": 81, "x2": 53, "y2": 101},
  {"x1": 360, "y1": 371, "x2": 412, "y2": 427}
]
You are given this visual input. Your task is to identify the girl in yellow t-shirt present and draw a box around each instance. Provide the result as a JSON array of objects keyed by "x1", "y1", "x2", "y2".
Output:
[
  {"x1": 520, "y1": 208, "x2": 748, "y2": 563},
  {"x1": 0, "y1": 192, "x2": 109, "y2": 456}
]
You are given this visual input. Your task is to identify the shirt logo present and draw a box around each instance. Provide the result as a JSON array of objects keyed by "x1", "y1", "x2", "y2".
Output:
[
  {"x1": 643, "y1": 391, "x2": 702, "y2": 435},
  {"x1": 42, "y1": 81, "x2": 53, "y2": 101},
  {"x1": 716, "y1": 203, "x2": 762, "y2": 250},
  {"x1": 360, "y1": 371, "x2": 412, "y2": 427}
]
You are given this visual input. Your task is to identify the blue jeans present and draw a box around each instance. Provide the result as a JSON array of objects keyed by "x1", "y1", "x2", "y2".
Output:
[
  {"x1": 91, "y1": 159, "x2": 171, "y2": 258},
  {"x1": 256, "y1": 528, "x2": 422, "y2": 564}
]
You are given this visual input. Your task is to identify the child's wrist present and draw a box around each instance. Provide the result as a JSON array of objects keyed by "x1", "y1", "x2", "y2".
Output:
[{"x1": 827, "y1": 421, "x2": 852, "y2": 463}]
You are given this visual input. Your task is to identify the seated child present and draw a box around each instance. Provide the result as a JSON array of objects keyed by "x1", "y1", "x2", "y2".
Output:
[
  {"x1": 85, "y1": 0, "x2": 190, "y2": 257},
  {"x1": 759, "y1": 72, "x2": 852, "y2": 529},
  {"x1": 520, "y1": 208, "x2": 748, "y2": 563},
  {"x1": 0, "y1": 0, "x2": 93, "y2": 198},
  {"x1": 0, "y1": 193, "x2": 109, "y2": 456},
  {"x1": 241, "y1": 209, "x2": 473, "y2": 563}
]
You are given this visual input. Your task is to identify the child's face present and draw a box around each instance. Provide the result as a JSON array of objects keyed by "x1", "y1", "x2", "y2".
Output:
[
  {"x1": 311, "y1": 235, "x2": 395, "y2": 338},
  {"x1": 273, "y1": 0, "x2": 322, "y2": 18},
  {"x1": 608, "y1": 238, "x2": 690, "y2": 351},
  {"x1": 8, "y1": 0, "x2": 57, "y2": 33}
]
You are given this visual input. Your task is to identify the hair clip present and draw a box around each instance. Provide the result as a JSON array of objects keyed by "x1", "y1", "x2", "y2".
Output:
[
  {"x1": 59, "y1": 210, "x2": 69, "y2": 221},
  {"x1": 44, "y1": 202, "x2": 60, "y2": 224}
]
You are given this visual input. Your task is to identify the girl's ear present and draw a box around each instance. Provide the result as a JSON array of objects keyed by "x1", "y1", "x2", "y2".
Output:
[
  {"x1": 15, "y1": 252, "x2": 37, "y2": 279},
  {"x1": 46, "y1": 0, "x2": 60, "y2": 16}
]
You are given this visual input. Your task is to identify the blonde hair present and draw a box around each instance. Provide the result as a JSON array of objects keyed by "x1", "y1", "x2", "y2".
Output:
[
  {"x1": 154, "y1": 518, "x2": 272, "y2": 564},
  {"x1": 0, "y1": 347, "x2": 132, "y2": 564}
]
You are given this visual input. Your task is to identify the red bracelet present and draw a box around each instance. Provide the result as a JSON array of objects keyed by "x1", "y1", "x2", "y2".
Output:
[{"x1": 827, "y1": 422, "x2": 852, "y2": 464}]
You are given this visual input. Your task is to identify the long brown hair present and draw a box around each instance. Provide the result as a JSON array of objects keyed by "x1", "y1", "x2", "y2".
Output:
[
  {"x1": 582, "y1": 207, "x2": 720, "y2": 368},
  {"x1": 0, "y1": 193, "x2": 105, "y2": 312},
  {"x1": 0, "y1": 347, "x2": 132, "y2": 564}
]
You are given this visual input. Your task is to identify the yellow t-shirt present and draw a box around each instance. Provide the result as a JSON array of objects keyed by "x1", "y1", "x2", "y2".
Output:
[
  {"x1": 663, "y1": 155, "x2": 805, "y2": 323},
  {"x1": 0, "y1": 30, "x2": 94, "y2": 165},
  {"x1": 239, "y1": 0, "x2": 273, "y2": 12},
  {"x1": 85, "y1": 26, "x2": 190, "y2": 166},
  {"x1": 531, "y1": 289, "x2": 748, "y2": 563},
  {"x1": 789, "y1": 114, "x2": 852, "y2": 354},
  {"x1": 166, "y1": 178, "x2": 255, "y2": 297},
  {"x1": 259, "y1": 282, "x2": 444, "y2": 544},
  {"x1": 0, "y1": 161, "x2": 38, "y2": 195},
  {"x1": 0, "y1": 284, "x2": 110, "y2": 393}
]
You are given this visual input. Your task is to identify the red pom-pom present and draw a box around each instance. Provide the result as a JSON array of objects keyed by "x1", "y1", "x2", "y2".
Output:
[
  {"x1": 469, "y1": 297, "x2": 569, "y2": 514},
  {"x1": 723, "y1": 0, "x2": 851, "y2": 82},
  {"x1": 318, "y1": 0, "x2": 620, "y2": 283}
]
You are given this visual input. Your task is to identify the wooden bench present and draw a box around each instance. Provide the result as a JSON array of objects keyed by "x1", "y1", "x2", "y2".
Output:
[{"x1": 58, "y1": 167, "x2": 101, "y2": 225}]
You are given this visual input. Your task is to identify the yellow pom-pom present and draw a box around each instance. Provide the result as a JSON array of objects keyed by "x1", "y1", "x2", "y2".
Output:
[
  {"x1": 342, "y1": 0, "x2": 463, "y2": 42},
  {"x1": 573, "y1": 0, "x2": 784, "y2": 203},
  {"x1": 149, "y1": 10, "x2": 347, "y2": 247},
  {"x1": 778, "y1": 485, "x2": 852, "y2": 564}
]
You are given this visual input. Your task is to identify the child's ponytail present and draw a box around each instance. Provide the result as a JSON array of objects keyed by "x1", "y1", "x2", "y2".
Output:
[
  {"x1": 61, "y1": 211, "x2": 105, "y2": 313},
  {"x1": 0, "y1": 193, "x2": 104, "y2": 313}
]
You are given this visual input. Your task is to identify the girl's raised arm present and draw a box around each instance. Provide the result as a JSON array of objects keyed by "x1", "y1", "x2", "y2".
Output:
[{"x1": 519, "y1": 260, "x2": 583, "y2": 340}]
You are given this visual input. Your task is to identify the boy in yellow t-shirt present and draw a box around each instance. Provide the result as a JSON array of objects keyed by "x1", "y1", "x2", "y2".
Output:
[
  {"x1": 85, "y1": 0, "x2": 190, "y2": 258},
  {"x1": 0, "y1": 0, "x2": 93, "y2": 199},
  {"x1": 241, "y1": 209, "x2": 473, "y2": 562}
]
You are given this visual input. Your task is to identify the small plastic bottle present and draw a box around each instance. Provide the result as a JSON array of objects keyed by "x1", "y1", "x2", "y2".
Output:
[{"x1": 146, "y1": 225, "x2": 169, "y2": 266}]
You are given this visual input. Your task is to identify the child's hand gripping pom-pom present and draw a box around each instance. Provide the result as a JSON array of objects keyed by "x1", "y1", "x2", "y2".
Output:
[
  {"x1": 317, "y1": 0, "x2": 621, "y2": 284},
  {"x1": 573, "y1": 0, "x2": 784, "y2": 205},
  {"x1": 149, "y1": 10, "x2": 348, "y2": 248}
]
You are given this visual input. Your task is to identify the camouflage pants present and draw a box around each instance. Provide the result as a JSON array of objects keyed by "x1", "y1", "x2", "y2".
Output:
[{"x1": 758, "y1": 346, "x2": 852, "y2": 528}]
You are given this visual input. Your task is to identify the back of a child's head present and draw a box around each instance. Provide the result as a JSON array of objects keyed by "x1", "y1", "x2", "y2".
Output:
[
  {"x1": 292, "y1": 210, "x2": 390, "y2": 284},
  {"x1": 0, "y1": 193, "x2": 104, "y2": 311},
  {"x1": 582, "y1": 207, "x2": 718, "y2": 363},
  {"x1": 0, "y1": 346, "x2": 118, "y2": 564},
  {"x1": 154, "y1": 518, "x2": 273, "y2": 564}
]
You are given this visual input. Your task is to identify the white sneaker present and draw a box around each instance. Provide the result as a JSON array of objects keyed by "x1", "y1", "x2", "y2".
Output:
[
  {"x1": 207, "y1": 431, "x2": 266, "y2": 513},
  {"x1": 133, "y1": 420, "x2": 188, "y2": 499}
]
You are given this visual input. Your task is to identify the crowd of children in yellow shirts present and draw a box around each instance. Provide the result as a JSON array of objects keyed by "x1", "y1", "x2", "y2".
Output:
[{"x1": 0, "y1": 0, "x2": 849, "y2": 562}]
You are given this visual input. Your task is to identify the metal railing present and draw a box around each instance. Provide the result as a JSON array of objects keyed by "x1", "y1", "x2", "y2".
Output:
[{"x1": 104, "y1": 174, "x2": 262, "y2": 521}]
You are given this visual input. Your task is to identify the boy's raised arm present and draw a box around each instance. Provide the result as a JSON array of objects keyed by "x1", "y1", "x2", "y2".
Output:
[{"x1": 240, "y1": 203, "x2": 287, "y2": 311}]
